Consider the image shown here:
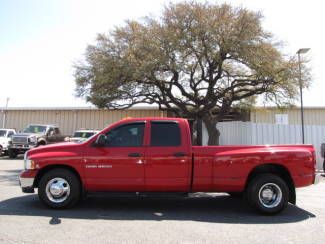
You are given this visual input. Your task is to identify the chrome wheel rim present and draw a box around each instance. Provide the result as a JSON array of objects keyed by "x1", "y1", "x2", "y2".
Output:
[
  {"x1": 45, "y1": 178, "x2": 70, "y2": 203},
  {"x1": 258, "y1": 183, "x2": 282, "y2": 208}
]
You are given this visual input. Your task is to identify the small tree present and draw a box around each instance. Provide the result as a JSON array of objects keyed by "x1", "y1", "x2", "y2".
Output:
[{"x1": 75, "y1": 1, "x2": 310, "y2": 145}]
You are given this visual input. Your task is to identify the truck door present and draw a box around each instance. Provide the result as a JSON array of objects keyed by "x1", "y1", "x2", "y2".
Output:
[
  {"x1": 85, "y1": 122, "x2": 146, "y2": 191},
  {"x1": 145, "y1": 121, "x2": 191, "y2": 191}
]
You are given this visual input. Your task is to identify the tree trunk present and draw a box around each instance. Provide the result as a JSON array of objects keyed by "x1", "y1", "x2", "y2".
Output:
[{"x1": 203, "y1": 117, "x2": 220, "y2": 145}]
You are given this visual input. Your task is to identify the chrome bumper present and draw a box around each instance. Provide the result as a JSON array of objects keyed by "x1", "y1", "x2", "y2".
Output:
[
  {"x1": 19, "y1": 177, "x2": 34, "y2": 188},
  {"x1": 314, "y1": 173, "x2": 322, "y2": 185}
]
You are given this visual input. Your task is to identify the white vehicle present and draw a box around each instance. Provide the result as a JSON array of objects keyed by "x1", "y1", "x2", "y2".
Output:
[
  {"x1": 67, "y1": 129, "x2": 100, "y2": 143},
  {"x1": 0, "y1": 129, "x2": 16, "y2": 155}
]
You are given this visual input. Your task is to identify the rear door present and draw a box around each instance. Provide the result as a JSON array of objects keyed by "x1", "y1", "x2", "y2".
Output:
[{"x1": 145, "y1": 120, "x2": 191, "y2": 191}]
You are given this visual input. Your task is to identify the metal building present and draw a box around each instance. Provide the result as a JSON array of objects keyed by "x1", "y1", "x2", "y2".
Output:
[
  {"x1": 0, "y1": 107, "x2": 167, "y2": 135},
  {"x1": 250, "y1": 107, "x2": 325, "y2": 126}
]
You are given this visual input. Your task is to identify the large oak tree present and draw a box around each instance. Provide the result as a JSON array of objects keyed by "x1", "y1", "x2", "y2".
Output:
[{"x1": 75, "y1": 1, "x2": 309, "y2": 145}]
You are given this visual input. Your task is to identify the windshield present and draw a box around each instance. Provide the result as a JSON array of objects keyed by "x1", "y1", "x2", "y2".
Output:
[
  {"x1": 23, "y1": 125, "x2": 47, "y2": 134},
  {"x1": 0, "y1": 130, "x2": 6, "y2": 137},
  {"x1": 73, "y1": 132, "x2": 96, "y2": 138}
]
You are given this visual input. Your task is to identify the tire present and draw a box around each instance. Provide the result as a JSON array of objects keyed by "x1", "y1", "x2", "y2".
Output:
[
  {"x1": 37, "y1": 141, "x2": 46, "y2": 147},
  {"x1": 323, "y1": 159, "x2": 325, "y2": 173},
  {"x1": 228, "y1": 192, "x2": 243, "y2": 198},
  {"x1": 8, "y1": 148, "x2": 17, "y2": 159},
  {"x1": 246, "y1": 173, "x2": 289, "y2": 215},
  {"x1": 38, "y1": 168, "x2": 81, "y2": 209}
]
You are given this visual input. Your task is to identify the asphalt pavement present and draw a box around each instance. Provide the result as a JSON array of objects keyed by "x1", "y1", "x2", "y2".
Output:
[{"x1": 0, "y1": 156, "x2": 324, "y2": 244}]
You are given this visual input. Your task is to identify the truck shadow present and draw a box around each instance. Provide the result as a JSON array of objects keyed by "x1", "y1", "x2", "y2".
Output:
[{"x1": 0, "y1": 193, "x2": 315, "y2": 224}]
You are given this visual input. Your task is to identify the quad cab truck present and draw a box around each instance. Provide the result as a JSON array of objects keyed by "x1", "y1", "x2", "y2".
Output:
[
  {"x1": 19, "y1": 118, "x2": 320, "y2": 214},
  {"x1": 9, "y1": 124, "x2": 66, "y2": 159},
  {"x1": 0, "y1": 129, "x2": 16, "y2": 155}
]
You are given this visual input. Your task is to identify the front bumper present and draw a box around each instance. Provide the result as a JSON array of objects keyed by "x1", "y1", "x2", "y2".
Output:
[
  {"x1": 19, "y1": 170, "x2": 37, "y2": 193},
  {"x1": 19, "y1": 177, "x2": 35, "y2": 193},
  {"x1": 314, "y1": 173, "x2": 322, "y2": 185},
  {"x1": 10, "y1": 144, "x2": 35, "y2": 150}
]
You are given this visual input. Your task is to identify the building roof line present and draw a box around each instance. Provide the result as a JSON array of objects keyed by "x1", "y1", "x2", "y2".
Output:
[{"x1": 0, "y1": 105, "x2": 161, "y2": 111}]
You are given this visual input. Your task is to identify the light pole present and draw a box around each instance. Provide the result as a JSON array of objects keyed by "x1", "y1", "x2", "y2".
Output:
[
  {"x1": 2, "y1": 97, "x2": 9, "y2": 128},
  {"x1": 297, "y1": 48, "x2": 310, "y2": 144}
]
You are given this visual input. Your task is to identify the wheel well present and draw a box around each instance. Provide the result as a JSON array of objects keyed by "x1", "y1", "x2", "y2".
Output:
[
  {"x1": 245, "y1": 163, "x2": 296, "y2": 204},
  {"x1": 34, "y1": 165, "x2": 83, "y2": 189},
  {"x1": 37, "y1": 140, "x2": 46, "y2": 146}
]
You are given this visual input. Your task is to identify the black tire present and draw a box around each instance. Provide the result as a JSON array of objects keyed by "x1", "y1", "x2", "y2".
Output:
[
  {"x1": 38, "y1": 168, "x2": 81, "y2": 209},
  {"x1": 323, "y1": 159, "x2": 325, "y2": 173},
  {"x1": 37, "y1": 141, "x2": 46, "y2": 147},
  {"x1": 8, "y1": 148, "x2": 17, "y2": 159},
  {"x1": 246, "y1": 173, "x2": 289, "y2": 215},
  {"x1": 228, "y1": 192, "x2": 243, "y2": 198}
]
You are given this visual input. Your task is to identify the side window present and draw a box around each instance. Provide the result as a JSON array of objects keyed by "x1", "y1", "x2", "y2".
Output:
[
  {"x1": 150, "y1": 122, "x2": 181, "y2": 147},
  {"x1": 105, "y1": 123, "x2": 145, "y2": 147},
  {"x1": 54, "y1": 128, "x2": 60, "y2": 135},
  {"x1": 7, "y1": 131, "x2": 14, "y2": 137},
  {"x1": 47, "y1": 128, "x2": 54, "y2": 136}
]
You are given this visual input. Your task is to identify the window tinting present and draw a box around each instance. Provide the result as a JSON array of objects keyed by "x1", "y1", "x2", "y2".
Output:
[
  {"x1": 0, "y1": 130, "x2": 6, "y2": 137},
  {"x1": 151, "y1": 122, "x2": 181, "y2": 146},
  {"x1": 105, "y1": 123, "x2": 145, "y2": 147}
]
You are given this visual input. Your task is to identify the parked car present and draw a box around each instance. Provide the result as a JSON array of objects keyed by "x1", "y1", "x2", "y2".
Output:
[
  {"x1": 66, "y1": 129, "x2": 100, "y2": 143},
  {"x1": 19, "y1": 117, "x2": 320, "y2": 214},
  {"x1": 0, "y1": 129, "x2": 16, "y2": 155},
  {"x1": 8, "y1": 124, "x2": 66, "y2": 158}
]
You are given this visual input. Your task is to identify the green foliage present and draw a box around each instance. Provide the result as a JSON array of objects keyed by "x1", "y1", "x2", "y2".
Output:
[{"x1": 74, "y1": 1, "x2": 310, "y2": 144}]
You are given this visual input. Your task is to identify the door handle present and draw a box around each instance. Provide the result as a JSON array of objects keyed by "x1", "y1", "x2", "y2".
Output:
[
  {"x1": 174, "y1": 152, "x2": 186, "y2": 157},
  {"x1": 128, "y1": 152, "x2": 142, "y2": 157}
]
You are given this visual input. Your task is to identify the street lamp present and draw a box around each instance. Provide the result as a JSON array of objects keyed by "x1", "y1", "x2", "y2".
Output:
[{"x1": 297, "y1": 48, "x2": 310, "y2": 144}]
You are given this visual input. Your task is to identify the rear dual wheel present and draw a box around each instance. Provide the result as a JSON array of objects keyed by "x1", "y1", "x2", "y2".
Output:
[{"x1": 246, "y1": 174, "x2": 289, "y2": 215}]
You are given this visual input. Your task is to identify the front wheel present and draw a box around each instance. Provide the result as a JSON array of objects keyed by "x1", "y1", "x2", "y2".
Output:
[
  {"x1": 246, "y1": 173, "x2": 289, "y2": 215},
  {"x1": 8, "y1": 148, "x2": 18, "y2": 159},
  {"x1": 38, "y1": 169, "x2": 81, "y2": 209}
]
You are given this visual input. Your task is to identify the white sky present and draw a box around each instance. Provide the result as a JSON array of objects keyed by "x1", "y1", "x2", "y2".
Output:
[{"x1": 0, "y1": 0, "x2": 324, "y2": 108}]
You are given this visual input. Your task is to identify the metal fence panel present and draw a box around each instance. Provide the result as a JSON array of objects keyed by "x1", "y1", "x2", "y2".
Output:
[{"x1": 202, "y1": 121, "x2": 325, "y2": 169}]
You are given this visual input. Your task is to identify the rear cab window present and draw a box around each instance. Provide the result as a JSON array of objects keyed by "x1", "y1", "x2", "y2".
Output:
[{"x1": 150, "y1": 121, "x2": 181, "y2": 147}]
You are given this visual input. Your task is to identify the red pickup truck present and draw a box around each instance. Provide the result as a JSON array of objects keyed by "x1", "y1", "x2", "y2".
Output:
[{"x1": 19, "y1": 117, "x2": 320, "y2": 214}]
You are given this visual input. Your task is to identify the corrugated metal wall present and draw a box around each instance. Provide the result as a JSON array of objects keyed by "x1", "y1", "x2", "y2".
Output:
[
  {"x1": 0, "y1": 108, "x2": 166, "y2": 135},
  {"x1": 202, "y1": 121, "x2": 325, "y2": 169},
  {"x1": 251, "y1": 107, "x2": 325, "y2": 125}
]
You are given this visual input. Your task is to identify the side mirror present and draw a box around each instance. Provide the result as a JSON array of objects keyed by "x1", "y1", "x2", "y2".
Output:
[{"x1": 95, "y1": 134, "x2": 106, "y2": 147}]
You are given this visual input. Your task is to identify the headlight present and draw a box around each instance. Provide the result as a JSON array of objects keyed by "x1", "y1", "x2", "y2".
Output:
[{"x1": 24, "y1": 153, "x2": 36, "y2": 170}]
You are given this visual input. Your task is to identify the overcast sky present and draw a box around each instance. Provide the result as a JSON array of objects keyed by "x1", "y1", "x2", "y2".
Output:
[{"x1": 0, "y1": 0, "x2": 323, "y2": 108}]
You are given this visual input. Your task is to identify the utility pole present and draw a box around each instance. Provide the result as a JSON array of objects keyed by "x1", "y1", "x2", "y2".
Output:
[{"x1": 2, "y1": 97, "x2": 9, "y2": 128}]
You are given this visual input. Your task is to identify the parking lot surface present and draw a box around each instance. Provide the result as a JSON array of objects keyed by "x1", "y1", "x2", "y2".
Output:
[{"x1": 0, "y1": 156, "x2": 324, "y2": 244}]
